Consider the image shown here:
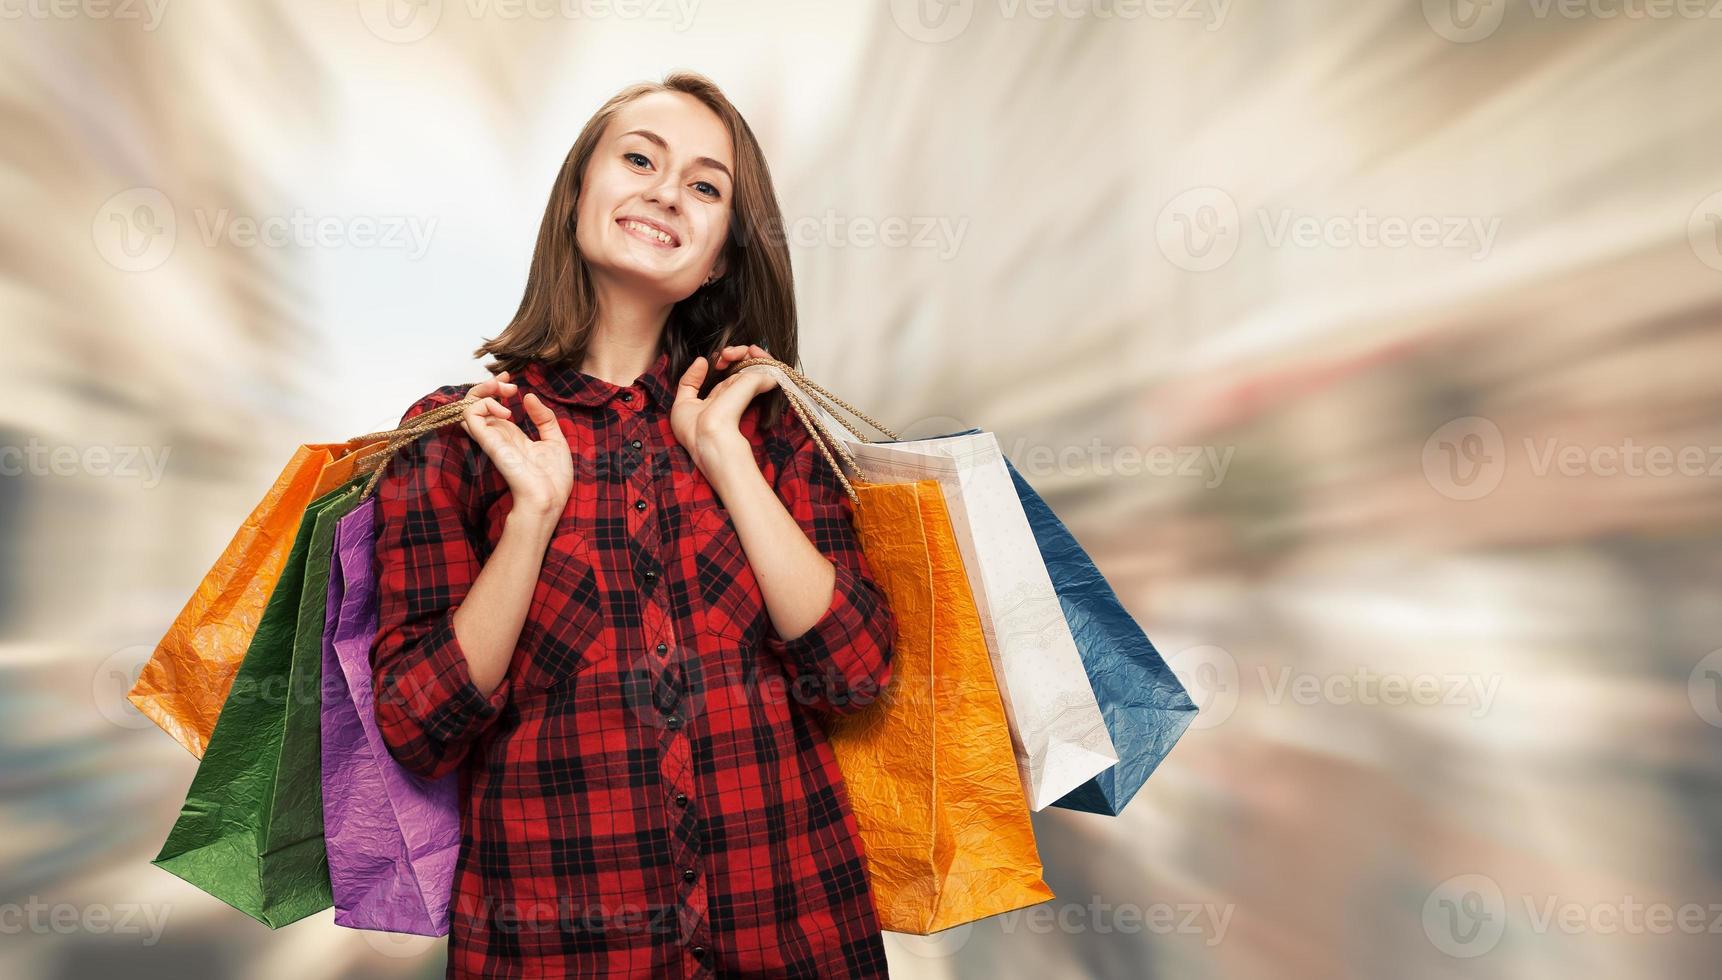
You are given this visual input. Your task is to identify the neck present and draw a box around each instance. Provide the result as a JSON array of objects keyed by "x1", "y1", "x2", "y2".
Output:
[{"x1": 582, "y1": 276, "x2": 672, "y2": 385}]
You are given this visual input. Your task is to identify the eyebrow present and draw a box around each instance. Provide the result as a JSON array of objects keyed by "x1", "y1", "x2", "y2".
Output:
[{"x1": 620, "y1": 129, "x2": 733, "y2": 183}]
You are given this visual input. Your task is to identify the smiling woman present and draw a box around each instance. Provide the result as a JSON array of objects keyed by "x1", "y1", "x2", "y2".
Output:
[
  {"x1": 366, "y1": 72, "x2": 897, "y2": 980},
  {"x1": 476, "y1": 75, "x2": 802, "y2": 418}
]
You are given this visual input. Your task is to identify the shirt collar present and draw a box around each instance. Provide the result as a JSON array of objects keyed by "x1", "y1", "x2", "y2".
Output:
[{"x1": 523, "y1": 348, "x2": 675, "y2": 412}]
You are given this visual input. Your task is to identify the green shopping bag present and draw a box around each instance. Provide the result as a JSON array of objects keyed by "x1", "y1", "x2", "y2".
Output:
[{"x1": 151, "y1": 478, "x2": 367, "y2": 927}]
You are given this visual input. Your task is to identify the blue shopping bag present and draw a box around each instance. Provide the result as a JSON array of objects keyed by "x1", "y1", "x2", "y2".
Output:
[{"x1": 1002, "y1": 458, "x2": 1197, "y2": 815}]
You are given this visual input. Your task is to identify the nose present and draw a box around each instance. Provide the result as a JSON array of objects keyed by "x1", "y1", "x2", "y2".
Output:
[{"x1": 643, "y1": 170, "x2": 681, "y2": 211}]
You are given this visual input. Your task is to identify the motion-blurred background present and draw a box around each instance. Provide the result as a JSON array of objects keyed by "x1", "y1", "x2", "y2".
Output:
[{"x1": 5, "y1": 1, "x2": 1722, "y2": 977}]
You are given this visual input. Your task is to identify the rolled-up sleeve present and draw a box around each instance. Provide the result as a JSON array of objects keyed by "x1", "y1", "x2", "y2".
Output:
[
  {"x1": 763, "y1": 414, "x2": 897, "y2": 716},
  {"x1": 370, "y1": 388, "x2": 512, "y2": 780}
]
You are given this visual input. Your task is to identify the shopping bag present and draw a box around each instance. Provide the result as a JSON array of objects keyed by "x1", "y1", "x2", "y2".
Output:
[
  {"x1": 321, "y1": 494, "x2": 459, "y2": 936},
  {"x1": 151, "y1": 477, "x2": 368, "y2": 927},
  {"x1": 843, "y1": 478, "x2": 1056, "y2": 933},
  {"x1": 1003, "y1": 459, "x2": 1198, "y2": 815},
  {"x1": 742, "y1": 361, "x2": 1118, "y2": 810},
  {"x1": 130, "y1": 437, "x2": 389, "y2": 759},
  {"x1": 749, "y1": 361, "x2": 1055, "y2": 934}
]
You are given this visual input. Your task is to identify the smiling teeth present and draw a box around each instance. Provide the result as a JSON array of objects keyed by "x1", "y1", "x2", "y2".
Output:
[{"x1": 624, "y1": 220, "x2": 673, "y2": 245}]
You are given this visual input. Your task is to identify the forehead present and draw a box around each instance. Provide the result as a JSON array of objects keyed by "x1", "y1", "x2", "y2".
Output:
[{"x1": 607, "y1": 91, "x2": 734, "y2": 169}]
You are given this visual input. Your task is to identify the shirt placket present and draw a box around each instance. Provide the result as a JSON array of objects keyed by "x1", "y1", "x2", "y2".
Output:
[{"x1": 611, "y1": 385, "x2": 713, "y2": 976}]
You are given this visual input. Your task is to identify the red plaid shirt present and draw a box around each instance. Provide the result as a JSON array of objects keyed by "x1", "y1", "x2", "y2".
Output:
[{"x1": 369, "y1": 348, "x2": 897, "y2": 978}]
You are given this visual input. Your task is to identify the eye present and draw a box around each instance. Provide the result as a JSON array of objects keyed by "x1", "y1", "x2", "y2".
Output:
[
  {"x1": 694, "y1": 181, "x2": 721, "y2": 199},
  {"x1": 624, "y1": 151, "x2": 651, "y2": 168}
]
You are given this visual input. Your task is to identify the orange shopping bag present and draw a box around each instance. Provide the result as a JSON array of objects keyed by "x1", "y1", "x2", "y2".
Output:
[
  {"x1": 754, "y1": 359, "x2": 1054, "y2": 935},
  {"x1": 129, "y1": 401, "x2": 467, "y2": 758}
]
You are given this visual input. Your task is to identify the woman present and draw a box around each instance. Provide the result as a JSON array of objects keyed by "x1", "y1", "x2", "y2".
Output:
[{"x1": 368, "y1": 72, "x2": 898, "y2": 978}]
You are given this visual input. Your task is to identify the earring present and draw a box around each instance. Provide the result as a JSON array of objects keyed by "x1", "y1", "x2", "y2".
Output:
[{"x1": 703, "y1": 272, "x2": 719, "y2": 287}]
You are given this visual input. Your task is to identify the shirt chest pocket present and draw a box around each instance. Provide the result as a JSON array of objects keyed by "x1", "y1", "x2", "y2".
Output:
[
  {"x1": 521, "y1": 528, "x2": 608, "y2": 691},
  {"x1": 691, "y1": 506, "x2": 765, "y2": 644}
]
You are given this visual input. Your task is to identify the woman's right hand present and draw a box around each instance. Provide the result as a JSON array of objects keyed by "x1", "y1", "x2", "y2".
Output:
[{"x1": 458, "y1": 370, "x2": 573, "y2": 523}]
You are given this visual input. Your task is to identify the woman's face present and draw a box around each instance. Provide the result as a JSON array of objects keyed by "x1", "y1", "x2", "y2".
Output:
[{"x1": 574, "y1": 90, "x2": 735, "y2": 303}]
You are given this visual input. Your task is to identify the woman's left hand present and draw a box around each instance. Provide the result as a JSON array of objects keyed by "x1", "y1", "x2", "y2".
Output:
[{"x1": 671, "y1": 343, "x2": 776, "y2": 477}]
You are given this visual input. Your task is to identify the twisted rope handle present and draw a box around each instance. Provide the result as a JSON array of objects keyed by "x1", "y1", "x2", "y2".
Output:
[
  {"x1": 738, "y1": 357, "x2": 900, "y2": 443},
  {"x1": 352, "y1": 393, "x2": 482, "y2": 501},
  {"x1": 736, "y1": 356, "x2": 900, "y2": 509},
  {"x1": 778, "y1": 385, "x2": 863, "y2": 506}
]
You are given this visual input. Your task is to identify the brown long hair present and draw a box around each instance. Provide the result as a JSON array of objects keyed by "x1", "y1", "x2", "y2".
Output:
[{"x1": 475, "y1": 71, "x2": 797, "y2": 430}]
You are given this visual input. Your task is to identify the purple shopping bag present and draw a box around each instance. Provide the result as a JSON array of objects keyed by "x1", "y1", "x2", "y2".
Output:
[{"x1": 321, "y1": 495, "x2": 460, "y2": 936}]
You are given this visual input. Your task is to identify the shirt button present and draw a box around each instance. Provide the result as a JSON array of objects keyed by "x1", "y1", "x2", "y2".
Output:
[
  {"x1": 630, "y1": 438, "x2": 642, "y2": 450},
  {"x1": 692, "y1": 945, "x2": 706, "y2": 959},
  {"x1": 674, "y1": 792, "x2": 688, "y2": 807},
  {"x1": 657, "y1": 642, "x2": 668, "y2": 654},
  {"x1": 643, "y1": 569, "x2": 656, "y2": 582},
  {"x1": 634, "y1": 499, "x2": 647, "y2": 511},
  {"x1": 621, "y1": 390, "x2": 634, "y2": 402},
  {"x1": 665, "y1": 715, "x2": 682, "y2": 730},
  {"x1": 682, "y1": 868, "x2": 696, "y2": 882}
]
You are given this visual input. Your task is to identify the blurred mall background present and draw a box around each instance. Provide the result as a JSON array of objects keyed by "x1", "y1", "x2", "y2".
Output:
[{"x1": 4, "y1": 0, "x2": 1722, "y2": 977}]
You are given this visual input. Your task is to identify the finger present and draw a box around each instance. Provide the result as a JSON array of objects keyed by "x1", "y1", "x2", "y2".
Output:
[
  {"x1": 675, "y1": 355, "x2": 709, "y2": 405},
  {"x1": 467, "y1": 414, "x2": 529, "y2": 471},
  {"x1": 702, "y1": 368, "x2": 776, "y2": 423},
  {"x1": 521, "y1": 392, "x2": 565, "y2": 445},
  {"x1": 470, "y1": 376, "x2": 519, "y2": 401},
  {"x1": 477, "y1": 396, "x2": 511, "y2": 420}
]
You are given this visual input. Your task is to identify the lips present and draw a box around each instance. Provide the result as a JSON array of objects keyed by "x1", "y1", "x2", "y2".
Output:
[{"x1": 617, "y1": 215, "x2": 681, "y2": 248}]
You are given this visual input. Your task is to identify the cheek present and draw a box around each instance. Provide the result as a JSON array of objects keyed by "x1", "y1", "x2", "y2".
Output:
[
  {"x1": 698, "y1": 212, "x2": 733, "y2": 264},
  {"x1": 576, "y1": 168, "x2": 623, "y2": 232},
  {"x1": 574, "y1": 191, "x2": 615, "y2": 255}
]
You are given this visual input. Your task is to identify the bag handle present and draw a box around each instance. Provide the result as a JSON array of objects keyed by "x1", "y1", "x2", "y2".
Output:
[
  {"x1": 737, "y1": 357, "x2": 902, "y2": 443},
  {"x1": 347, "y1": 393, "x2": 482, "y2": 501},
  {"x1": 342, "y1": 360, "x2": 895, "y2": 506},
  {"x1": 736, "y1": 356, "x2": 902, "y2": 508}
]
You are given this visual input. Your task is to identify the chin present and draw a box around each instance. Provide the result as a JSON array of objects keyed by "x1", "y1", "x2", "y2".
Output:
[{"x1": 603, "y1": 257, "x2": 699, "y2": 300}]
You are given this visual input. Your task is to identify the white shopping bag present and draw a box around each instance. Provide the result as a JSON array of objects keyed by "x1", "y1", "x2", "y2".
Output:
[{"x1": 748, "y1": 364, "x2": 1119, "y2": 810}]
